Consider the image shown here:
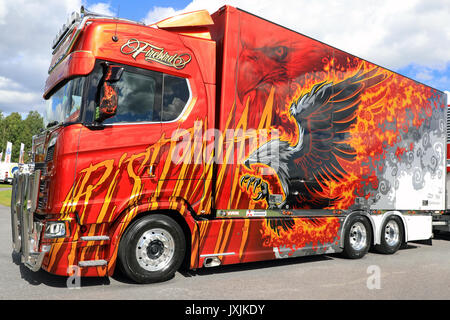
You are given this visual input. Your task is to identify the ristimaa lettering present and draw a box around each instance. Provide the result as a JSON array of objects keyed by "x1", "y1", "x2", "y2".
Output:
[{"x1": 120, "y1": 38, "x2": 191, "y2": 70}]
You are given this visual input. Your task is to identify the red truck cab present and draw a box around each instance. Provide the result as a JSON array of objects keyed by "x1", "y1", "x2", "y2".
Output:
[{"x1": 12, "y1": 7, "x2": 217, "y2": 282}]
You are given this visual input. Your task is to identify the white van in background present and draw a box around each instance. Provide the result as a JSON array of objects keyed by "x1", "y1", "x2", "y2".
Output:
[{"x1": 0, "y1": 162, "x2": 19, "y2": 184}]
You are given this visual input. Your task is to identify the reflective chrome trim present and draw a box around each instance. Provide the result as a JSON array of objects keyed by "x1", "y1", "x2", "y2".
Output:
[
  {"x1": 339, "y1": 211, "x2": 373, "y2": 248},
  {"x1": 203, "y1": 256, "x2": 221, "y2": 268},
  {"x1": 80, "y1": 235, "x2": 110, "y2": 241},
  {"x1": 11, "y1": 170, "x2": 45, "y2": 272},
  {"x1": 10, "y1": 175, "x2": 21, "y2": 252},
  {"x1": 24, "y1": 252, "x2": 46, "y2": 272},
  {"x1": 200, "y1": 252, "x2": 235, "y2": 258},
  {"x1": 136, "y1": 228, "x2": 175, "y2": 272},
  {"x1": 52, "y1": 15, "x2": 143, "y2": 53},
  {"x1": 349, "y1": 222, "x2": 368, "y2": 251},
  {"x1": 43, "y1": 221, "x2": 67, "y2": 239},
  {"x1": 78, "y1": 260, "x2": 107, "y2": 267},
  {"x1": 384, "y1": 220, "x2": 400, "y2": 247},
  {"x1": 51, "y1": 13, "x2": 146, "y2": 73}
]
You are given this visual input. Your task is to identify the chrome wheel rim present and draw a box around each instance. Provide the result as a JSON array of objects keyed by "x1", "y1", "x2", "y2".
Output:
[
  {"x1": 136, "y1": 228, "x2": 175, "y2": 272},
  {"x1": 349, "y1": 222, "x2": 367, "y2": 251},
  {"x1": 385, "y1": 220, "x2": 400, "y2": 247}
]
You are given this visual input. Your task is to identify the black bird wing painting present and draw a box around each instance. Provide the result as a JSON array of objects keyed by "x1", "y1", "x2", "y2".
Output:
[{"x1": 241, "y1": 66, "x2": 387, "y2": 233}]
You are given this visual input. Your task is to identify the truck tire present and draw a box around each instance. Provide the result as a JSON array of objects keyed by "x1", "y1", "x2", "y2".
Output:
[
  {"x1": 341, "y1": 215, "x2": 372, "y2": 259},
  {"x1": 374, "y1": 216, "x2": 403, "y2": 254},
  {"x1": 117, "y1": 214, "x2": 186, "y2": 284}
]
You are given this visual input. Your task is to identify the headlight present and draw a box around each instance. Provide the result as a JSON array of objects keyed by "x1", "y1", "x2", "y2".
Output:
[{"x1": 44, "y1": 221, "x2": 66, "y2": 238}]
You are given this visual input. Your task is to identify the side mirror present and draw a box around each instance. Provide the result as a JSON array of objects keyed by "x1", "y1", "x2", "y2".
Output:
[{"x1": 95, "y1": 64, "x2": 124, "y2": 123}]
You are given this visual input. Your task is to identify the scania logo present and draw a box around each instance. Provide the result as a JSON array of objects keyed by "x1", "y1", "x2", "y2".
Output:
[{"x1": 120, "y1": 38, "x2": 191, "y2": 70}]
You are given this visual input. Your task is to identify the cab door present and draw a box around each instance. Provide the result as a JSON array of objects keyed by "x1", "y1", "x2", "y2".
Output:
[
  {"x1": 69, "y1": 62, "x2": 164, "y2": 225},
  {"x1": 157, "y1": 73, "x2": 211, "y2": 214}
]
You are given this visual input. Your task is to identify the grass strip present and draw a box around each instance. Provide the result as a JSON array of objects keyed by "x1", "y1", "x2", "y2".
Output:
[{"x1": 0, "y1": 189, "x2": 11, "y2": 207}]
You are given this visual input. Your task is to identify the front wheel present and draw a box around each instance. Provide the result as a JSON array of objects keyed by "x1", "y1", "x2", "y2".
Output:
[
  {"x1": 118, "y1": 214, "x2": 186, "y2": 284},
  {"x1": 341, "y1": 215, "x2": 372, "y2": 259}
]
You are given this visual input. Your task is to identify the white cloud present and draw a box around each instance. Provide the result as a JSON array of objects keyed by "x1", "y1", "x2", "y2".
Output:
[
  {"x1": 87, "y1": 2, "x2": 115, "y2": 16},
  {"x1": 0, "y1": 0, "x2": 119, "y2": 115},
  {"x1": 143, "y1": 0, "x2": 450, "y2": 71},
  {"x1": 143, "y1": 6, "x2": 177, "y2": 24},
  {"x1": 0, "y1": 0, "x2": 7, "y2": 25},
  {"x1": 0, "y1": 0, "x2": 84, "y2": 114},
  {"x1": 0, "y1": 76, "x2": 23, "y2": 90},
  {"x1": 0, "y1": 76, "x2": 41, "y2": 107},
  {"x1": 0, "y1": 90, "x2": 41, "y2": 105}
]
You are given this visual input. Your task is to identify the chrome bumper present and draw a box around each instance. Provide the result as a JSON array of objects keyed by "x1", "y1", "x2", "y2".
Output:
[{"x1": 11, "y1": 170, "x2": 45, "y2": 272}]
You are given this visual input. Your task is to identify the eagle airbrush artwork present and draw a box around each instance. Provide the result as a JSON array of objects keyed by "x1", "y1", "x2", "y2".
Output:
[{"x1": 240, "y1": 68, "x2": 387, "y2": 211}]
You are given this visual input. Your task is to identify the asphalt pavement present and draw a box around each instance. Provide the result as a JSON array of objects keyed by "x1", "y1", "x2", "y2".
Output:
[{"x1": 1, "y1": 204, "x2": 449, "y2": 300}]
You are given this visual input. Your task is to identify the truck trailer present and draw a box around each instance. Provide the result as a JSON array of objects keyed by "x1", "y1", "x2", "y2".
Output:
[
  {"x1": 11, "y1": 5, "x2": 447, "y2": 283},
  {"x1": 433, "y1": 98, "x2": 450, "y2": 232}
]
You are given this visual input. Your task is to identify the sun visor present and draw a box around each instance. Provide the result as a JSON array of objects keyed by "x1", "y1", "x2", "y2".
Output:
[{"x1": 151, "y1": 10, "x2": 214, "y2": 29}]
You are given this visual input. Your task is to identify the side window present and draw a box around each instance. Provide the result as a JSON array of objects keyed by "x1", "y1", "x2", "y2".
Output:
[
  {"x1": 67, "y1": 77, "x2": 84, "y2": 122},
  {"x1": 103, "y1": 70, "x2": 162, "y2": 124},
  {"x1": 162, "y1": 75, "x2": 190, "y2": 121}
]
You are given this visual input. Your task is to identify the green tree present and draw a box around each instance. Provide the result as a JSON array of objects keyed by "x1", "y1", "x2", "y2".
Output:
[
  {"x1": 4, "y1": 113, "x2": 23, "y2": 162},
  {"x1": 22, "y1": 111, "x2": 44, "y2": 162},
  {"x1": 0, "y1": 112, "x2": 5, "y2": 154},
  {"x1": 0, "y1": 111, "x2": 44, "y2": 163}
]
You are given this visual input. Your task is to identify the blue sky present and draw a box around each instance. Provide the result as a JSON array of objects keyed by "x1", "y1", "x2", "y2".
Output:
[
  {"x1": 84, "y1": 0, "x2": 190, "y2": 21},
  {"x1": 0, "y1": 0, "x2": 448, "y2": 117},
  {"x1": 397, "y1": 64, "x2": 450, "y2": 92},
  {"x1": 82, "y1": 0, "x2": 450, "y2": 94}
]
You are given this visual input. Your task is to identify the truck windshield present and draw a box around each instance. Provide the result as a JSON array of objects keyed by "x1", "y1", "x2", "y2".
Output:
[{"x1": 44, "y1": 77, "x2": 84, "y2": 127}]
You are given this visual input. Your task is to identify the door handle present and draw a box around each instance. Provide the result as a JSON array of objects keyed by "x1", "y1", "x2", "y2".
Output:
[
  {"x1": 138, "y1": 162, "x2": 158, "y2": 179},
  {"x1": 148, "y1": 165, "x2": 155, "y2": 177},
  {"x1": 147, "y1": 163, "x2": 159, "y2": 178}
]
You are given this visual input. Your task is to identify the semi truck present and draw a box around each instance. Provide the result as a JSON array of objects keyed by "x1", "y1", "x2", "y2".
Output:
[{"x1": 11, "y1": 5, "x2": 447, "y2": 283}]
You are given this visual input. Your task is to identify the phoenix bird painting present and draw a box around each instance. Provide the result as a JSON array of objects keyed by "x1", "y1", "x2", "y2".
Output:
[
  {"x1": 236, "y1": 38, "x2": 357, "y2": 132},
  {"x1": 240, "y1": 67, "x2": 387, "y2": 211}
]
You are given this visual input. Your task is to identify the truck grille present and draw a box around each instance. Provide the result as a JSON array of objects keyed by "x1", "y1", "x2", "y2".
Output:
[
  {"x1": 38, "y1": 180, "x2": 48, "y2": 210},
  {"x1": 45, "y1": 145, "x2": 55, "y2": 162},
  {"x1": 32, "y1": 163, "x2": 48, "y2": 211}
]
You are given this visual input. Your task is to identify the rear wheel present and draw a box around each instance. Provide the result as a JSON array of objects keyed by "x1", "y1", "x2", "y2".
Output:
[
  {"x1": 375, "y1": 216, "x2": 403, "y2": 254},
  {"x1": 342, "y1": 215, "x2": 372, "y2": 259},
  {"x1": 118, "y1": 214, "x2": 186, "y2": 284}
]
